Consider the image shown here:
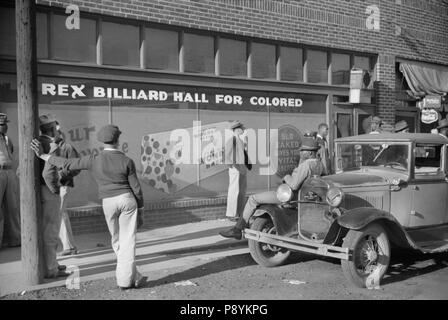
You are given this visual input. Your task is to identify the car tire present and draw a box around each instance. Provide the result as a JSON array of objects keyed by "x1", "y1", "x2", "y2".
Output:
[
  {"x1": 341, "y1": 223, "x2": 390, "y2": 288},
  {"x1": 248, "y1": 216, "x2": 290, "y2": 268}
]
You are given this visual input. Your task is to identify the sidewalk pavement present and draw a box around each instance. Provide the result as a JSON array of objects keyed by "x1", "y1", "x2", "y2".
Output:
[{"x1": 0, "y1": 219, "x2": 246, "y2": 297}]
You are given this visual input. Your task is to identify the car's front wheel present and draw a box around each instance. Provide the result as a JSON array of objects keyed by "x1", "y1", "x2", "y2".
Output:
[
  {"x1": 341, "y1": 223, "x2": 391, "y2": 288},
  {"x1": 248, "y1": 216, "x2": 290, "y2": 267}
]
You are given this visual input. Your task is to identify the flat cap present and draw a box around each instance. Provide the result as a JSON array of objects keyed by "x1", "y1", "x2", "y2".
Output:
[
  {"x1": 299, "y1": 137, "x2": 320, "y2": 151},
  {"x1": 0, "y1": 113, "x2": 9, "y2": 125},
  {"x1": 39, "y1": 114, "x2": 57, "y2": 127},
  {"x1": 97, "y1": 124, "x2": 121, "y2": 143},
  {"x1": 370, "y1": 116, "x2": 382, "y2": 124}
]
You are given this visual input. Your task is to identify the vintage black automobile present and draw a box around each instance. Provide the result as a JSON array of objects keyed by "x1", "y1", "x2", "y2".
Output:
[{"x1": 244, "y1": 133, "x2": 448, "y2": 288}]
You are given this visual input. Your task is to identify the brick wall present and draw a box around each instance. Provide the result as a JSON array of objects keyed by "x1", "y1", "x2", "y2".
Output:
[{"x1": 34, "y1": 0, "x2": 448, "y2": 126}]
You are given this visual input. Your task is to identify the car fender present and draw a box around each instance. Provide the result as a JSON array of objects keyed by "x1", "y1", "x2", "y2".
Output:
[
  {"x1": 337, "y1": 207, "x2": 420, "y2": 250},
  {"x1": 252, "y1": 204, "x2": 298, "y2": 236}
]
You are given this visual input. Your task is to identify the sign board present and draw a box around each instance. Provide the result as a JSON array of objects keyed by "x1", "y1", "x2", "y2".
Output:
[
  {"x1": 421, "y1": 108, "x2": 439, "y2": 124},
  {"x1": 417, "y1": 95, "x2": 442, "y2": 110}
]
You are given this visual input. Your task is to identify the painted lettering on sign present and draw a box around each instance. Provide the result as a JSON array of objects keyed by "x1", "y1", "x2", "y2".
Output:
[{"x1": 276, "y1": 125, "x2": 302, "y2": 177}]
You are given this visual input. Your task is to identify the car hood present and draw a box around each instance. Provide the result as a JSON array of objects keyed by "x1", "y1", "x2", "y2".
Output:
[{"x1": 321, "y1": 170, "x2": 407, "y2": 189}]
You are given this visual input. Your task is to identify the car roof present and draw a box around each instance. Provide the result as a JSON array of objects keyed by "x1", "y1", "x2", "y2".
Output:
[{"x1": 335, "y1": 133, "x2": 448, "y2": 144}]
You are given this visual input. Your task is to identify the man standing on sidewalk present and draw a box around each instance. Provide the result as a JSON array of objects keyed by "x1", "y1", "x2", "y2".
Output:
[
  {"x1": 0, "y1": 113, "x2": 21, "y2": 248},
  {"x1": 316, "y1": 123, "x2": 331, "y2": 175},
  {"x1": 54, "y1": 122, "x2": 80, "y2": 256},
  {"x1": 38, "y1": 114, "x2": 71, "y2": 278},
  {"x1": 225, "y1": 121, "x2": 251, "y2": 221},
  {"x1": 32, "y1": 124, "x2": 146, "y2": 290}
]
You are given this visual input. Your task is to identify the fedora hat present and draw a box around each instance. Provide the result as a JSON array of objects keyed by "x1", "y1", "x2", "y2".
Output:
[
  {"x1": 299, "y1": 137, "x2": 320, "y2": 151},
  {"x1": 437, "y1": 118, "x2": 448, "y2": 129},
  {"x1": 394, "y1": 120, "x2": 409, "y2": 133},
  {"x1": 229, "y1": 120, "x2": 245, "y2": 130},
  {"x1": 0, "y1": 113, "x2": 9, "y2": 125},
  {"x1": 39, "y1": 114, "x2": 58, "y2": 128}
]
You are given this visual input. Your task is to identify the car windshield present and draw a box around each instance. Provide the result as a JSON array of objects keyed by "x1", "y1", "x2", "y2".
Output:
[{"x1": 337, "y1": 143, "x2": 409, "y2": 172}]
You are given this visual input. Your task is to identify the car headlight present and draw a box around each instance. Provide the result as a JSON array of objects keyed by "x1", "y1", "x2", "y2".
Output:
[
  {"x1": 276, "y1": 184, "x2": 293, "y2": 203},
  {"x1": 326, "y1": 187, "x2": 344, "y2": 207}
]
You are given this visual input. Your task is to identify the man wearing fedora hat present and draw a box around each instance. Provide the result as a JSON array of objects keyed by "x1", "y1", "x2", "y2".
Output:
[
  {"x1": 37, "y1": 114, "x2": 72, "y2": 278},
  {"x1": 224, "y1": 120, "x2": 251, "y2": 221},
  {"x1": 394, "y1": 120, "x2": 410, "y2": 133},
  {"x1": 31, "y1": 124, "x2": 146, "y2": 290},
  {"x1": 0, "y1": 113, "x2": 21, "y2": 248},
  {"x1": 219, "y1": 137, "x2": 323, "y2": 240},
  {"x1": 437, "y1": 118, "x2": 448, "y2": 138}
]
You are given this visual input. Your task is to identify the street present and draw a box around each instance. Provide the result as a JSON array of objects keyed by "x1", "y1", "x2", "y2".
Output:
[{"x1": 1, "y1": 220, "x2": 447, "y2": 300}]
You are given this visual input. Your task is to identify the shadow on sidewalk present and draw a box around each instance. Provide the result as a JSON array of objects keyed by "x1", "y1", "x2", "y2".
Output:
[{"x1": 142, "y1": 253, "x2": 256, "y2": 288}]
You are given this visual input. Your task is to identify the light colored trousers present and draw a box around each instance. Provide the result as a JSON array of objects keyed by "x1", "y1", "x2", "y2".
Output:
[
  {"x1": 241, "y1": 190, "x2": 280, "y2": 224},
  {"x1": 225, "y1": 167, "x2": 247, "y2": 218},
  {"x1": 102, "y1": 192, "x2": 141, "y2": 288},
  {"x1": 59, "y1": 186, "x2": 76, "y2": 251},
  {"x1": 41, "y1": 186, "x2": 62, "y2": 276},
  {"x1": 0, "y1": 169, "x2": 21, "y2": 247}
]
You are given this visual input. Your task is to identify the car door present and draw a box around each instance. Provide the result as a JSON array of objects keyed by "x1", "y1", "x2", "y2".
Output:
[{"x1": 408, "y1": 143, "x2": 448, "y2": 227}]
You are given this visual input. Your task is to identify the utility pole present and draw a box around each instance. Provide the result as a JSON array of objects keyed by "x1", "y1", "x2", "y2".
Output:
[{"x1": 15, "y1": 0, "x2": 44, "y2": 285}]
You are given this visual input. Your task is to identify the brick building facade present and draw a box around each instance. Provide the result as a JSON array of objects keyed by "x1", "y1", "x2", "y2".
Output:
[{"x1": 1, "y1": 0, "x2": 447, "y2": 233}]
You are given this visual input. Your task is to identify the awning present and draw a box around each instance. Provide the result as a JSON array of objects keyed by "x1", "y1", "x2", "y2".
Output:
[{"x1": 399, "y1": 61, "x2": 448, "y2": 99}]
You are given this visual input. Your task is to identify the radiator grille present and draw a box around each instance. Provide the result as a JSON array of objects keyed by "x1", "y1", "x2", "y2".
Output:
[{"x1": 299, "y1": 203, "x2": 332, "y2": 240}]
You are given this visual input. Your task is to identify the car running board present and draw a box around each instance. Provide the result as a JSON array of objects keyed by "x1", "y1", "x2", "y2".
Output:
[
  {"x1": 243, "y1": 228, "x2": 350, "y2": 260},
  {"x1": 407, "y1": 224, "x2": 448, "y2": 253}
]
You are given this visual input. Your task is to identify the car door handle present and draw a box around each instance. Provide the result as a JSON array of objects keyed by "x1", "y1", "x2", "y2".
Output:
[{"x1": 412, "y1": 186, "x2": 419, "y2": 191}]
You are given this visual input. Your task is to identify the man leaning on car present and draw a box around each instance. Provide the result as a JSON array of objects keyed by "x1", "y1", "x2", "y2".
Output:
[{"x1": 219, "y1": 137, "x2": 324, "y2": 240}]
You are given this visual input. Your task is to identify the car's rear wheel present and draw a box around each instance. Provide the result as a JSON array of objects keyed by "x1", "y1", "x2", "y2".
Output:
[
  {"x1": 248, "y1": 216, "x2": 290, "y2": 267},
  {"x1": 341, "y1": 223, "x2": 390, "y2": 288}
]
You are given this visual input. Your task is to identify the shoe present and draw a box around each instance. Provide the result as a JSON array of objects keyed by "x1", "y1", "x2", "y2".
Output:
[
  {"x1": 60, "y1": 248, "x2": 78, "y2": 256},
  {"x1": 119, "y1": 276, "x2": 147, "y2": 290},
  {"x1": 219, "y1": 227, "x2": 243, "y2": 240},
  {"x1": 58, "y1": 265, "x2": 67, "y2": 271},
  {"x1": 45, "y1": 269, "x2": 73, "y2": 279}
]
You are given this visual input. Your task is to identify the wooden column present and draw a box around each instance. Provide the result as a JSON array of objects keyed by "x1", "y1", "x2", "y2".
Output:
[{"x1": 15, "y1": 0, "x2": 44, "y2": 285}]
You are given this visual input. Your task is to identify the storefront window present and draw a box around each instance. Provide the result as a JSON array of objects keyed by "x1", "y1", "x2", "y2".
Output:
[
  {"x1": 281, "y1": 47, "x2": 303, "y2": 82},
  {"x1": 184, "y1": 33, "x2": 214, "y2": 74},
  {"x1": 219, "y1": 38, "x2": 247, "y2": 77},
  {"x1": 0, "y1": 9, "x2": 47, "y2": 59},
  {"x1": 51, "y1": 14, "x2": 96, "y2": 63},
  {"x1": 102, "y1": 21, "x2": 139, "y2": 67},
  {"x1": 332, "y1": 53, "x2": 350, "y2": 85},
  {"x1": 354, "y1": 56, "x2": 371, "y2": 71},
  {"x1": 251, "y1": 42, "x2": 276, "y2": 80},
  {"x1": 307, "y1": 50, "x2": 328, "y2": 83},
  {"x1": 145, "y1": 28, "x2": 178, "y2": 71}
]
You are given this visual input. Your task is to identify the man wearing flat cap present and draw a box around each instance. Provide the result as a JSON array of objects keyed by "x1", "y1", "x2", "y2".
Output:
[
  {"x1": 224, "y1": 120, "x2": 251, "y2": 221},
  {"x1": 394, "y1": 120, "x2": 410, "y2": 133},
  {"x1": 31, "y1": 124, "x2": 146, "y2": 290},
  {"x1": 220, "y1": 137, "x2": 324, "y2": 240},
  {"x1": 0, "y1": 113, "x2": 21, "y2": 249}
]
